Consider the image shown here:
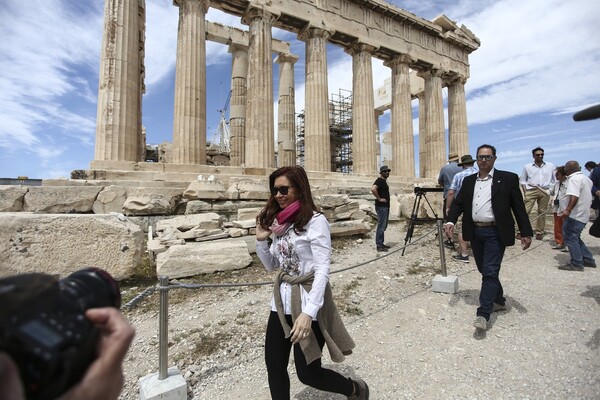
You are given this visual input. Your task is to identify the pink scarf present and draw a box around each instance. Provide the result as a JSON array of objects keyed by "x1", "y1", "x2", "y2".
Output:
[{"x1": 269, "y1": 200, "x2": 301, "y2": 236}]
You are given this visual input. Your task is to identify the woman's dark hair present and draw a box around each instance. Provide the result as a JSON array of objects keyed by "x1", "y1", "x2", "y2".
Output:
[
  {"x1": 555, "y1": 165, "x2": 566, "y2": 177},
  {"x1": 257, "y1": 166, "x2": 319, "y2": 233},
  {"x1": 584, "y1": 161, "x2": 597, "y2": 170}
]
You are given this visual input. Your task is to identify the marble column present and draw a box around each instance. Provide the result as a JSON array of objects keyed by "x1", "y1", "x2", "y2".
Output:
[
  {"x1": 228, "y1": 44, "x2": 248, "y2": 166},
  {"x1": 417, "y1": 93, "x2": 426, "y2": 178},
  {"x1": 95, "y1": 0, "x2": 142, "y2": 162},
  {"x1": 299, "y1": 27, "x2": 331, "y2": 172},
  {"x1": 243, "y1": 8, "x2": 277, "y2": 168},
  {"x1": 172, "y1": 0, "x2": 209, "y2": 164},
  {"x1": 137, "y1": 0, "x2": 146, "y2": 162},
  {"x1": 447, "y1": 74, "x2": 469, "y2": 158},
  {"x1": 385, "y1": 54, "x2": 415, "y2": 177},
  {"x1": 418, "y1": 68, "x2": 446, "y2": 178},
  {"x1": 275, "y1": 53, "x2": 298, "y2": 167},
  {"x1": 347, "y1": 43, "x2": 377, "y2": 175}
]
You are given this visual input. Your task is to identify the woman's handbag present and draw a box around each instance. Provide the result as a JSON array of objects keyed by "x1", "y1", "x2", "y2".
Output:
[{"x1": 590, "y1": 217, "x2": 600, "y2": 238}]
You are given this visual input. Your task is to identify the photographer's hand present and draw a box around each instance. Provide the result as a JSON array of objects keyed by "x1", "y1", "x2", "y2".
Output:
[
  {"x1": 0, "y1": 352, "x2": 25, "y2": 400},
  {"x1": 58, "y1": 307, "x2": 135, "y2": 400}
]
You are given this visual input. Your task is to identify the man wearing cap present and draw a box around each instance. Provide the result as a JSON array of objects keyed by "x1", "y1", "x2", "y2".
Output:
[
  {"x1": 438, "y1": 152, "x2": 463, "y2": 248},
  {"x1": 372, "y1": 166, "x2": 391, "y2": 252},
  {"x1": 445, "y1": 154, "x2": 478, "y2": 262}
]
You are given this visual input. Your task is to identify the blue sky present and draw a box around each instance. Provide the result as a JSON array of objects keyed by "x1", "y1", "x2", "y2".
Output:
[{"x1": 0, "y1": 0, "x2": 599, "y2": 180}]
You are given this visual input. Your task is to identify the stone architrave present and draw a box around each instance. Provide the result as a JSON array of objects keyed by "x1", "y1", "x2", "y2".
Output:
[
  {"x1": 95, "y1": 0, "x2": 143, "y2": 162},
  {"x1": 172, "y1": 0, "x2": 209, "y2": 165},
  {"x1": 0, "y1": 213, "x2": 144, "y2": 280},
  {"x1": 447, "y1": 74, "x2": 469, "y2": 158},
  {"x1": 229, "y1": 44, "x2": 249, "y2": 166},
  {"x1": 348, "y1": 43, "x2": 377, "y2": 175},
  {"x1": 385, "y1": 55, "x2": 415, "y2": 178},
  {"x1": 418, "y1": 68, "x2": 446, "y2": 178},
  {"x1": 243, "y1": 8, "x2": 277, "y2": 169},
  {"x1": 275, "y1": 53, "x2": 299, "y2": 167},
  {"x1": 300, "y1": 27, "x2": 331, "y2": 172}
]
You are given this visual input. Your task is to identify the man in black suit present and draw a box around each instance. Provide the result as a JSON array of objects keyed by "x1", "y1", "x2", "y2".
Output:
[{"x1": 444, "y1": 144, "x2": 533, "y2": 331}]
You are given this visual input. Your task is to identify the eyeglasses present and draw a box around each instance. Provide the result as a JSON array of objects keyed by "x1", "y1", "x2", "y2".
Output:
[
  {"x1": 476, "y1": 155, "x2": 495, "y2": 161},
  {"x1": 271, "y1": 185, "x2": 293, "y2": 196},
  {"x1": 534, "y1": 153, "x2": 544, "y2": 157},
  {"x1": 382, "y1": 170, "x2": 390, "y2": 173}
]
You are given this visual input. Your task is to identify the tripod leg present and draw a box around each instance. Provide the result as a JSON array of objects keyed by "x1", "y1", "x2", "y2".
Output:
[{"x1": 402, "y1": 193, "x2": 422, "y2": 256}]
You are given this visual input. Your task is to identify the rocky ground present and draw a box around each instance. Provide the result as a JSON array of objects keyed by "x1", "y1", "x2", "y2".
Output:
[{"x1": 118, "y1": 219, "x2": 600, "y2": 399}]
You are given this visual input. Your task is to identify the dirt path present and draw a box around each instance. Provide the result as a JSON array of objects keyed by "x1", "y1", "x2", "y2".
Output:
[{"x1": 119, "y1": 221, "x2": 600, "y2": 399}]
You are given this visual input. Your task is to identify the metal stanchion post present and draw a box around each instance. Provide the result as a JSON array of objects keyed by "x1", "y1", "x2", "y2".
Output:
[
  {"x1": 437, "y1": 220, "x2": 447, "y2": 277},
  {"x1": 158, "y1": 276, "x2": 169, "y2": 380}
]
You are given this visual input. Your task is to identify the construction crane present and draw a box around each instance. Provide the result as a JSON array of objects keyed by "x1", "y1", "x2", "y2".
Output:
[{"x1": 208, "y1": 90, "x2": 231, "y2": 154}]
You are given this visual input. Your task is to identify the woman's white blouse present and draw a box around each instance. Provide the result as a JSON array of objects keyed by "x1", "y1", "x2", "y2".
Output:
[{"x1": 256, "y1": 213, "x2": 331, "y2": 319}]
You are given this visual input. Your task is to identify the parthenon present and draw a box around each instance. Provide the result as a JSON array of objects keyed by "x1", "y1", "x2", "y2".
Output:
[{"x1": 93, "y1": 0, "x2": 480, "y2": 178}]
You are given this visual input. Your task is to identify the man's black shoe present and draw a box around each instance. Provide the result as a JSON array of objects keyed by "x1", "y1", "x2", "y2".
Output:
[
  {"x1": 381, "y1": 244, "x2": 391, "y2": 249},
  {"x1": 377, "y1": 246, "x2": 388, "y2": 252}
]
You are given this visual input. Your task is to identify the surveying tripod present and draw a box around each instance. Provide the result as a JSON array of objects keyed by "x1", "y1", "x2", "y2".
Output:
[{"x1": 402, "y1": 187, "x2": 444, "y2": 256}]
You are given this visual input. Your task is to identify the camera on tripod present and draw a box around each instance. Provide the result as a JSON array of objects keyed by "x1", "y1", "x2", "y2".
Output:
[
  {"x1": 413, "y1": 186, "x2": 444, "y2": 194},
  {"x1": 0, "y1": 268, "x2": 121, "y2": 400}
]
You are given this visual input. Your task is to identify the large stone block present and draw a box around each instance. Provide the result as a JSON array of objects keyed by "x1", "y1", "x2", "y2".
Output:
[
  {"x1": 155, "y1": 213, "x2": 223, "y2": 232},
  {"x1": 156, "y1": 240, "x2": 252, "y2": 278},
  {"x1": 24, "y1": 186, "x2": 103, "y2": 213},
  {"x1": 226, "y1": 177, "x2": 269, "y2": 200},
  {"x1": 0, "y1": 185, "x2": 28, "y2": 212},
  {"x1": 93, "y1": 186, "x2": 127, "y2": 214},
  {"x1": 122, "y1": 188, "x2": 183, "y2": 216},
  {"x1": 0, "y1": 213, "x2": 144, "y2": 280},
  {"x1": 329, "y1": 220, "x2": 371, "y2": 237},
  {"x1": 183, "y1": 179, "x2": 226, "y2": 200}
]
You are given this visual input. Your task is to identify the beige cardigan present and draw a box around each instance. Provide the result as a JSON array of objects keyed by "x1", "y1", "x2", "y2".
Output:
[{"x1": 273, "y1": 270, "x2": 355, "y2": 364}]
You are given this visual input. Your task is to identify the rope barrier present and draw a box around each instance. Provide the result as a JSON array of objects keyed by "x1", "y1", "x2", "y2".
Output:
[{"x1": 122, "y1": 224, "x2": 438, "y2": 310}]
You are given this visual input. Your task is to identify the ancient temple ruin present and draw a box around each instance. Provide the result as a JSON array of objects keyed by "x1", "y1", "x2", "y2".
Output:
[{"x1": 93, "y1": 0, "x2": 479, "y2": 179}]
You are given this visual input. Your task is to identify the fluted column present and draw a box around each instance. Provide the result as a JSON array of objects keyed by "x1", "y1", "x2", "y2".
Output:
[
  {"x1": 137, "y1": 0, "x2": 146, "y2": 162},
  {"x1": 299, "y1": 27, "x2": 331, "y2": 172},
  {"x1": 418, "y1": 68, "x2": 446, "y2": 178},
  {"x1": 243, "y1": 8, "x2": 277, "y2": 168},
  {"x1": 95, "y1": 0, "x2": 142, "y2": 162},
  {"x1": 172, "y1": 0, "x2": 209, "y2": 164},
  {"x1": 447, "y1": 74, "x2": 469, "y2": 158},
  {"x1": 385, "y1": 54, "x2": 415, "y2": 177},
  {"x1": 275, "y1": 53, "x2": 298, "y2": 167},
  {"x1": 417, "y1": 93, "x2": 426, "y2": 178},
  {"x1": 347, "y1": 43, "x2": 377, "y2": 175},
  {"x1": 228, "y1": 44, "x2": 248, "y2": 166}
]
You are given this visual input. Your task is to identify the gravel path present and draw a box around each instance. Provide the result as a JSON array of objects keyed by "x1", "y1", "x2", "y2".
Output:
[{"x1": 119, "y1": 220, "x2": 600, "y2": 399}]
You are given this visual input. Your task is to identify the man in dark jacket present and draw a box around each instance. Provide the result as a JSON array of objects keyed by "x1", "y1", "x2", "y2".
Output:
[{"x1": 444, "y1": 144, "x2": 533, "y2": 331}]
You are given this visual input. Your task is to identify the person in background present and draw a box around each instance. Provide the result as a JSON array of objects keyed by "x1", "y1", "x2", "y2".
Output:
[
  {"x1": 445, "y1": 154, "x2": 478, "y2": 263},
  {"x1": 256, "y1": 166, "x2": 369, "y2": 400},
  {"x1": 550, "y1": 166, "x2": 568, "y2": 251},
  {"x1": 438, "y1": 152, "x2": 462, "y2": 248},
  {"x1": 519, "y1": 147, "x2": 555, "y2": 240},
  {"x1": 586, "y1": 161, "x2": 600, "y2": 221},
  {"x1": 371, "y1": 165, "x2": 391, "y2": 252},
  {"x1": 558, "y1": 161, "x2": 597, "y2": 271},
  {"x1": 445, "y1": 144, "x2": 533, "y2": 332},
  {"x1": 0, "y1": 307, "x2": 135, "y2": 400}
]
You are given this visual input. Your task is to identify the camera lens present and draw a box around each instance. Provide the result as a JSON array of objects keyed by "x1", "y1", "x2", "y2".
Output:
[{"x1": 59, "y1": 268, "x2": 121, "y2": 309}]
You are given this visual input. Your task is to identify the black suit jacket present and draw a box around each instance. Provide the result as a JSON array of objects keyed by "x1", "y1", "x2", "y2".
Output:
[{"x1": 447, "y1": 169, "x2": 533, "y2": 247}]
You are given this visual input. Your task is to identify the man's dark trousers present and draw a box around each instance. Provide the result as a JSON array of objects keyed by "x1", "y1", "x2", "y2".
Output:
[
  {"x1": 375, "y1": 205, "x2": 389, "y2": 247},
  {"x1": 470, "y1": 226, "x2": 506, "y2": 320}
]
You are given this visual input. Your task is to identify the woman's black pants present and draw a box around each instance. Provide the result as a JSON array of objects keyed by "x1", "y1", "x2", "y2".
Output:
[{"x1": 264, "y1": 311, "x2": 354, "y2": 400}]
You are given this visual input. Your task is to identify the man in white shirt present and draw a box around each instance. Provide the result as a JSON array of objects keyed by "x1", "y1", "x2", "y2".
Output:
[
  {"x1": 519, "y1": 147, "x2": 555, "y2": 240},
  {"x1": 558, "y1": 161, "x2": 597, "y2": 271}
]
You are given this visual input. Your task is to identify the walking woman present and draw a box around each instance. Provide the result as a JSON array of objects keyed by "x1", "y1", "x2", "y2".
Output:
[{"x1": 256, "y1": 166, "x2": 369, "y2": 400}]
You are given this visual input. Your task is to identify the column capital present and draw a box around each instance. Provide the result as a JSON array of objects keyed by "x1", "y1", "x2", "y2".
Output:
[
  {"x1": 298, "y1": 26, "x2": 332, "y2": 42},
  {"x1": 345, "y1": 41, "x2": 378, "y2": 56},
  {"x1": 173, "y1": 0, "x2": 209, "y2": 13},
  {"x1": 383, "y1": 53, "x2": 415, "y2": 68},
  {"x1": 444, "y1": 72, "x2": 467, "y2": 85},
  {"x1": 242, "y1": 7, "x2": 279, "y2": 25},
  {"x1": 228, "y1": 43, "x2": 248, "y2": 54},
  {"x1": 416, "y1": 67, "x2": 445, "y2": 79},
  {"x1": 274, "y1": 53, "x2": 299, "y2": 65}
]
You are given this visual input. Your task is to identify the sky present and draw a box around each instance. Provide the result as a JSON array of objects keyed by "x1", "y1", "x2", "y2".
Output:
[{"x1": 0, "y1": 0, "x2": 599, "y2": 180}]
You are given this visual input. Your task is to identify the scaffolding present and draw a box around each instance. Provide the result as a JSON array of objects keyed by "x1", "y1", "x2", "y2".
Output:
[{"x1": 296, "y1": 88, "x2": 353, "y2": 172}]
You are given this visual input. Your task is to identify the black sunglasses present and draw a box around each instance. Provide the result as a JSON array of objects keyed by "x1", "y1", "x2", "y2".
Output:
[
  {"x1": 271, "y1": 185, "x2": 293, "y2": 196},
  {"x1": 534, "y1": 153, "x2": 544, "y2": 156},
  {"x1": 476, "y1": 155, "x2": 495, "y2": 161}
]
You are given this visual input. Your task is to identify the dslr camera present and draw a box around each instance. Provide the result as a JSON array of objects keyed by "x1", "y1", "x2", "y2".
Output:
[{"x1": 0, "y1": 268, "x2": 121, "y2": 400}]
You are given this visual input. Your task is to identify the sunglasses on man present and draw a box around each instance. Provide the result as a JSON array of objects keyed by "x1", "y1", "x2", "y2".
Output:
[
  {"x1": 476, "y1": 155, "x2": 495, "y2": 161},
  {"x1": 271, "y1": 185, "x2": 293, "y2": 196}
]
